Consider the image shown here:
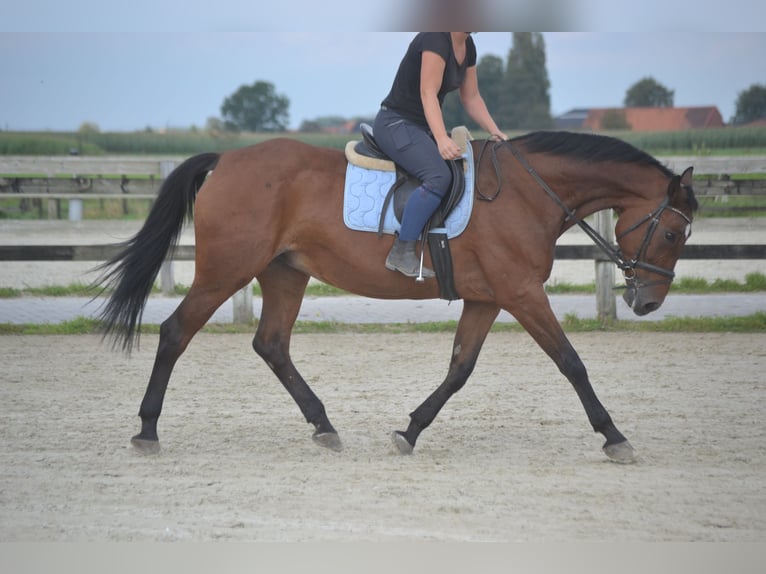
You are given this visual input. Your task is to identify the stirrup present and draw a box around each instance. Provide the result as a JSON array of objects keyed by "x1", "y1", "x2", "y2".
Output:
[{"x1": 415, "y1": 245, "x2": 427, "y2": 283}]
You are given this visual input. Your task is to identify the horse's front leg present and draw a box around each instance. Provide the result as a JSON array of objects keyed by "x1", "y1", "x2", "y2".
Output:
[
  {"x1": 392, "y1": 300, "x2": 500, "y2": 454},
  {"x1": 510, "y1": 289, "x2": 635, "y2": 463}
]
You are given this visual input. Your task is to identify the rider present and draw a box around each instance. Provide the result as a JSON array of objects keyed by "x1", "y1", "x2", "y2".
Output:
[{"x1": 373, "y1": 32, "x2": 508, "y2": 278}]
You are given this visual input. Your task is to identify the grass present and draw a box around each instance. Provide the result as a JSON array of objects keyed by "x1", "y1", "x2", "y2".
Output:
[
  {"x1": 546, "y1": 272, "x2": 766, "y2": 294},
  {"x1": 2, "y1": 274, "x2": 764, "y2": 335},
  {"x1": 0, "y1": 197, "x2": 154, "y2": 220},
  {"x1": 2, "y1": 312, "x2": 765, "y2": 336},
  {"x1": 3, "y1": 127, "x2": 766, "y2": 156},
  {"x1": 695, "y1": 194, "x2": 766, "y2": 218},
  {"x1": 2, "y1": 273, "x2": 764, "y2": 299},
  {"x1": 673, "y1": 273, "x2": 766, "y2": 293}
]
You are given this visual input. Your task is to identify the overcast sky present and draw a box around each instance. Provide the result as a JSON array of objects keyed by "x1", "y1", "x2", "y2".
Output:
[{"x1": 2, "y1": 2, "x2": 765, "y2": 131}]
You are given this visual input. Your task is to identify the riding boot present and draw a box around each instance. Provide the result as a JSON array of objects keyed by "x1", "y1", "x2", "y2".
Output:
[{"x1": 385, "y1": 238, "x2": 435, "y2": 278}]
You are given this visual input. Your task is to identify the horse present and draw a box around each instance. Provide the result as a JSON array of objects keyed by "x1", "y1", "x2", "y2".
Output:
[{"x1": 94, "y1": 130, "x2": 697, "y2": 463}]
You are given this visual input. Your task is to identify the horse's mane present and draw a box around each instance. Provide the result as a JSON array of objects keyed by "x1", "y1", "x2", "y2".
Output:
[{"x1": 512, "y1": 131, "x2": 674, "y2": 178}]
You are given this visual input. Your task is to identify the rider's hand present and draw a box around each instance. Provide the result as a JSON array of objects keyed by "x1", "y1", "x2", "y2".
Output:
[{"x1": 436, "y1": 136, "x2": 462, "y2": 160}]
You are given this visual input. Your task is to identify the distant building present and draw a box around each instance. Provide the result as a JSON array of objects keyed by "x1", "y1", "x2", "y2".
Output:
[
  {"x1": 554, "y1": 108, "x2": 591, "y2": 130},
  {"x1": 554, "y1": 106, "x2": 725, "y2": 131}
]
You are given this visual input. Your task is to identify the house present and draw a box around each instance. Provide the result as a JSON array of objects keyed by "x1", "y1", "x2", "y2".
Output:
[
  {"x1": 553, "y1": 108, "x2": 591, "y2": 130},
  {"x1": 554, "y1": 106, "x2": 725, "y2": 131}
]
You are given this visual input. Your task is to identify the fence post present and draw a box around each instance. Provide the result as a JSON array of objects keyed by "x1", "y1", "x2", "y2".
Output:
[
  {"x1": 47, "y1": 199, "x2": 58, "y2": 220},
  {"x1": 232, "y1": 282, "x2": 254, "y2": 323},
  {"x1": 159, "y1": 160, "x2": 176, "y2": 295},
  {"x1": 68, "y1": 198, "x2": 83, "y2": 222},
  {"x1": 159, "y1": 262, "x2": 175, "y2": 295},
  {"x1": 595, "y1": 210, "x2": 617, "y2": 323}
]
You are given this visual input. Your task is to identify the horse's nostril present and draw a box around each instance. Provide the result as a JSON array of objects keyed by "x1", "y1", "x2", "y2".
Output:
[
  {"x1": 633, "y1": 300, "x2": 662, "y2": 316},
  {"x1": 643, "y1": 302, "x2": 661, "y2": 313}
]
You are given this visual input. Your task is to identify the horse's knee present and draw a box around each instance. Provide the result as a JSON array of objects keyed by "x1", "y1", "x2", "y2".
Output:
[
  {"x1": 252, "y1": 333, "x2": 288, "y2": 371},
  {"x1": 157, "y1": 316, "x2": 187, "y2": 358},
  {"x1": 447, "y1": 361, "x2": 475, "y2": 393},
  {"x1": 449, "y1": 349, "x2": 480, "y2": 386},
  {"x1": 557, "y1": 349, "x2": 588, "y2": 384}
]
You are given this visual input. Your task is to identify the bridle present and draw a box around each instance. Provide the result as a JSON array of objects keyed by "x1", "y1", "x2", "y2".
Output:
[
  {"x1": 614, "y1": 195, "x2": 692, "y2": 289},
  {"x1": 478, "y1": 140, "x2": 692, "y2": 288}
]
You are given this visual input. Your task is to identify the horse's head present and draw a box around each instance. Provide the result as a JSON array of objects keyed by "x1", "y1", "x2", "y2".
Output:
[{"x1": 615, "y1": 167, "x2": 697, "y2": 316}]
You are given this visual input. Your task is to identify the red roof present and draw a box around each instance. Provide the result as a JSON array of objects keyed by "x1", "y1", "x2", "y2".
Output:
[{"x1": 583, "y1": 107, "x2": 724, "y2": 131}]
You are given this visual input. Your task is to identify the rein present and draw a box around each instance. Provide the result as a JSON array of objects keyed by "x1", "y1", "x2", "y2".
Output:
[{"x1": 485, "y1": 140, "x2": 691, "y2": 284}]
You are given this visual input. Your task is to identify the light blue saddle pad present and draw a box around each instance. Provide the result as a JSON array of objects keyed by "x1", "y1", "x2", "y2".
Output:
[{"x1": 343, "y1": 141, "x2": 475, "y2": 238}]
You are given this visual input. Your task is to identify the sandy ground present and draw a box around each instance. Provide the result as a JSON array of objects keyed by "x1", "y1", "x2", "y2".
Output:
[{"x1": 1, "y1": 331, "x2": 764, "y2": 542}]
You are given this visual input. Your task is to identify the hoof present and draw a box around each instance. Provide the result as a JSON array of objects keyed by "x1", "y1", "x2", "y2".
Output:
[
  {"x1": 390, "y1": 431, "x2": 414, "y2": 455},
  {"x1": 312, "y1": 431, "x2": 343, "y2": 452},
  {"x1": 603, "y1": 440, "x2": 636, "y2": 464},
  {"x1": 131, "y1": 435, "x2": 161, "y2": 454}
]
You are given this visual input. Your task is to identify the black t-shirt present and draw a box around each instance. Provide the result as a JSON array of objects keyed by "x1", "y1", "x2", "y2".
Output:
[{"x1": 381, "y1": 32, "x2": 477, "y2": 127}]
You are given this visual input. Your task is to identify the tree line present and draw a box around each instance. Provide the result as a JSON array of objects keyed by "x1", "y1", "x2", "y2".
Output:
[{"x1": 215, "y1": 33, "x2": 766, "y2": 133}]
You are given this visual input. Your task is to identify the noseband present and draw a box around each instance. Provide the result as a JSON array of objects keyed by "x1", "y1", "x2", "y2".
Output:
[{"x1": 496, "y1": 141, "x2": 692, "y2": 288}]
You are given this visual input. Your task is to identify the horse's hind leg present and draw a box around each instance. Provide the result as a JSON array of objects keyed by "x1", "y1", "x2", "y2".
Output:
[
  {"x1": 131, "y1": 284, "x2": 238, "y2": 453},
  {"x1": 252, "y1": 259, "x2": 342, "y2": 452},
  {"x1": 392, "y1": 300, "x2": 500, "y2": 454}
]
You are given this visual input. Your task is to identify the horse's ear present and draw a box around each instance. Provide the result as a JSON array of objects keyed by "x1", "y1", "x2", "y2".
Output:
[
  {"x1": 666, "y1": 174, "x2": 681, "y2": 197},
  {"x1": 667, "y1": 167, "x2": 694, "y2": 199},
  {"x1": 668, "y1": 166, "x2": 697, "y2": 212},
  {"x1": 680, "y1": 166, "x2": 694, "y2": 187}
]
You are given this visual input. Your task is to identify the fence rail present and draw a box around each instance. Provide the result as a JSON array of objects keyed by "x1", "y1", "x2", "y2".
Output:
[
  {"x1": 0, "y1": 157, "x2": 177, "y2": 220},
  {"x1": 4, "y1": 154, "x2": 765, "y2": 177},
  {"x1": 1, "y1": 244, "x2": 765, "y2": 262},
  {"x1": 1, "y1": 243, "x2": 763, "y2": 324},
  {"x1": 2, "y1": 155, "x2": 765, "y2": 220},
  {"x1": 2, "y1": 155, "x2": 765, "y2": 215}
]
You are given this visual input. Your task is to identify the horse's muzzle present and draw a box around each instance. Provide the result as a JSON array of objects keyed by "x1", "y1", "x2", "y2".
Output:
[{"x1": 623, "y1": 285, "x2": 663, "y2": 316}]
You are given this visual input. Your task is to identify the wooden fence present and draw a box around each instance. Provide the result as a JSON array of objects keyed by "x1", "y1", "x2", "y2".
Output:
[
  {"x1": 1, "y1": 242, "x2": 763, "y2": 325},
  {"x1": 1, "y1": 155, "x2": 765, "y2": 322},
  {"x1": 1, "y1": 155, "x2": 765, "y2": 219}
]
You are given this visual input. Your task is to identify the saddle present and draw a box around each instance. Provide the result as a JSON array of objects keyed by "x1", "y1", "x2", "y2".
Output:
[
  {"x1": 347, "y1": 124, "x2": 469, "y2": 234},
  {"x1": 345, "y1": 124, "x2": 472, "y2": 300}
]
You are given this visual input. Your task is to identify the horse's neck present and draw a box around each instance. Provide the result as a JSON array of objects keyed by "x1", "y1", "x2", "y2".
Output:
[{"x1": 553, "y1": 162, "x2": 664, "y2": 220}]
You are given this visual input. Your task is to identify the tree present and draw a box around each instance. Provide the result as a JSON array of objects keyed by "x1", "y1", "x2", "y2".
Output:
[
  {"x1": 500, "y1": 33, "x2": 553, "y2": 130},
  {"x1": 441, "y1": 91, "x2": 469, "y2": 130},
  {"x1": 78, "y1": 121, "x2": 100, "y2": 134},
  {"x1": 298, "y1": 119, "x2": 322, "y2": 133},
  {"x1": 220, "y1": 80, "x2": 289, "y2": 132},
  {"x1": 477, "y1": 54, "x2": 505, "y2": 120},
  {"x1": 206, "y1": 117, "x2": 223, "y2": 134},
  {"x1": 624, "y1": 77, "x2": 674, "y2": 107},
  {"x1": 731, "y1": 83, "x2": 766, "y2": 125}
]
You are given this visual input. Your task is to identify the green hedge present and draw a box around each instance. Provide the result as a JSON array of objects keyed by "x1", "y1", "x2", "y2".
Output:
[
  {"x1": 618, "y1": 127, "x2": 766, "y2": 154},
  {"x1": 0, "y1": 132, "x2": 103, "y2": 155},
  {"x1": 0, "y1": 130, "x2": 352, "y2": 155},
  {"x1": 1, "y1": 126, "x2": 766, "y2": 156}
]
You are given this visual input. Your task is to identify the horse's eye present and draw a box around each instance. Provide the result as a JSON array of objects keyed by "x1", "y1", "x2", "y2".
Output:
[{"x1": 665, "y1": 231, "x2": 677, "y2": 243}]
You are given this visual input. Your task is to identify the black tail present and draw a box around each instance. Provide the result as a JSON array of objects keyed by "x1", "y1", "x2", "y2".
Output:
[{"x1": 93, "y1": 152, "x2": 220, "y2": 352}]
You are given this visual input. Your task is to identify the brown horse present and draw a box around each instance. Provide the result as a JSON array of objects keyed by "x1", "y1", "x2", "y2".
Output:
[{"x1": 95, "y1": 131, "x2": 697, "y2": 463}]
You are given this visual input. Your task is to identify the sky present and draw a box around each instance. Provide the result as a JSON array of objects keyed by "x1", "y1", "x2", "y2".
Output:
[{"x1": 1, "y1": 2, "x2": 765, "y2": 132}]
